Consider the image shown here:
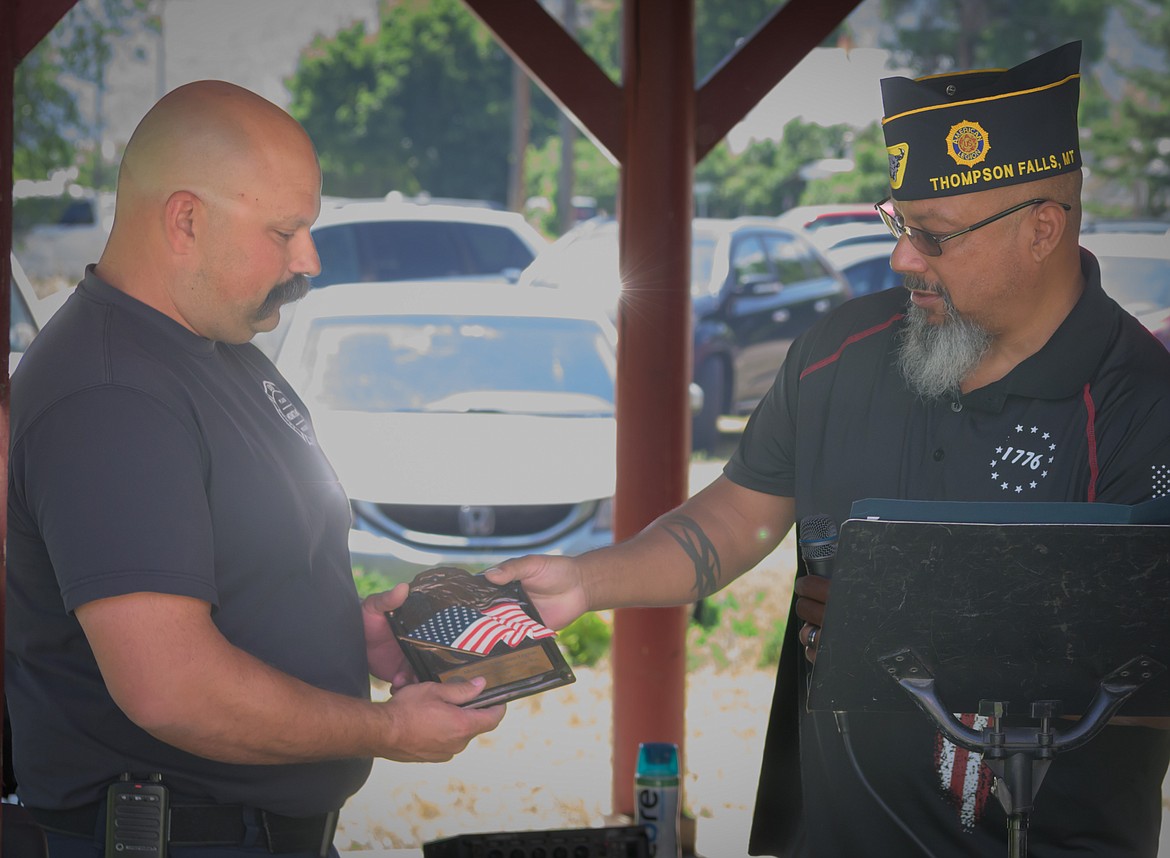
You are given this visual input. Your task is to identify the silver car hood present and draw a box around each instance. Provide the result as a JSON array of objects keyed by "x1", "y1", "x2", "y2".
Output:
[{"x1": 312, "y1": 410, "x2": 617, "y2": 506}]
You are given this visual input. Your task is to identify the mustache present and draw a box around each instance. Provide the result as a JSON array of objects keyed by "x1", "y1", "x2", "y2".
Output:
[
  {"x1": 255, "y1": 273, "x2": 312, "y2": 321},
  {"x1": 903, "y1": 273, "x2": 943, "y2": 296},
  {"x1": 902, "y1": 274, "x2": 961, "y2": 317}
]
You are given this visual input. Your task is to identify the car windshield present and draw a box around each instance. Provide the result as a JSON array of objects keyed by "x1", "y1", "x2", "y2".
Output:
[
  {"x1": 1097, "y1": 255, "x2": 1170, "y2": 314},
  {"x1": 311, "y1": 220, "x2": 536, "y2": 287},
  {"x1": 298, "y1": 315, "x2": 616, "y2": 415}
]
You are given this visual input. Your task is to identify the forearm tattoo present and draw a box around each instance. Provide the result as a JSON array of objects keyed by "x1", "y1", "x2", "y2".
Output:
[{"x1": 661, "y1": 513, "x2": 721, "y2": 599}]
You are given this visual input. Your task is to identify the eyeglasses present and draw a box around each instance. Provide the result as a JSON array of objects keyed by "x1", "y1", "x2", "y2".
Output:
[{"x1": 874, "y1": 197, "x2": 1072, "y2": 257}]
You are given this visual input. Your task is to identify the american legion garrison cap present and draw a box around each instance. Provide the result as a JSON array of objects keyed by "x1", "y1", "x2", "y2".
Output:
[{"x1": 879, "y1": 41, "x2": 1082, "y2": 201}]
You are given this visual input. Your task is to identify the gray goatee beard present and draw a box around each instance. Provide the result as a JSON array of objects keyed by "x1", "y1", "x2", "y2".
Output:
[{"x1": 896, "y1": 275, "x2": 993, "y2": 400}]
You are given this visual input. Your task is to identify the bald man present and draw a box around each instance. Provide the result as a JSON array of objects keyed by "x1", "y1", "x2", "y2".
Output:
[{"x1": 6, "y1": 81, "x2": 504, "y2": 858}]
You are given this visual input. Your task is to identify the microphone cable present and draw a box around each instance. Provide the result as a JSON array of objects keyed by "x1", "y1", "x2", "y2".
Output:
[
  {"x1": 799, "y1": 514, "x2": 940, "y2": 858},
  {"x1": 833, "y1": 710, "x2": 942, "y2": 858}
]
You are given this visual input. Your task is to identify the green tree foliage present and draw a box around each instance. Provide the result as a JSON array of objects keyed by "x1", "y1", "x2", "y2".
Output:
[
  {"x1": 694, "y1": 0, "x2": 786, "y2": 81},
  {"x1": 556, "y1": 613, "x2": 612, "y2": 668},
  {"x1": 875, "y1": 0, "x2": 1169, "y2": 216},
  {"x1": 525, "y1": 115, "x2": 875, "y2": 227},
  {"x1": 61, "y1": 0, "x2": 155, "y2": 100},
  {"x1": 13, "y1": 43, "x2": 82, "y2": 181},
  {"x1": 571, "y1": 0, "x2": 869, "y2": 219},
  {"x1": 575, "y1": 0, "x2": 621, "y2": 82},
  {"x1": 288, "y1": 0, "x2": 533, "y2": 203},
  {"x1": 693, "y1": 120, "x2": 876, "y2": 217},
  {"x1": 578, "y1": 0, "x2": 838, "y2": 84},
  {"x1": 1085, "y1": 0, "x2": 1170, "y2": 216},
  {"x1": 60, "y1": 0, "x2": 155, "y2": 189},
  {"x1": 13, "y1": 0, "x2": 154, "y2": 185},
  {"x1": 878, "y1": 0, "x2": 1107, "y2": 73},
  {"x1": 801, "y1": 122, "x2": 892, "y2": 205},
  {"x1": 524, "y1": 135, "x2": 617, "y2": 236}
]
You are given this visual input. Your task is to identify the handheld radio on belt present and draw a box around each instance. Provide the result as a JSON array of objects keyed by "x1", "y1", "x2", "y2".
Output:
[{"x1": 105, "y1": 773, "x2": 169, "y2": 858}]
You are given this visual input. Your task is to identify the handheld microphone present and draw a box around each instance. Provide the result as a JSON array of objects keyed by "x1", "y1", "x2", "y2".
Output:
[
  {"x1": 798, "y1": 516, "x2": 855, "y2": 742},
  {"x1": 798, "y1": 514, "x2": 838, "y2": 578}
]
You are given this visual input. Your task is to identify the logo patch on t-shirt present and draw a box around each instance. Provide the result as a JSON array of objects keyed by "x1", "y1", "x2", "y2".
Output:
[
  {"x1": 264, "y1": 380, "x2": 315, "y2": 446},
  {"x1": 988, "y1": 423, "x2": 1056, "y2": 494}
]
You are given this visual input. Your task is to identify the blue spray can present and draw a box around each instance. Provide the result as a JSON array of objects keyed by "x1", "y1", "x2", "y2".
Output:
[{"x1": 635, "y1": 742, "x2": 681, "y2": 858}]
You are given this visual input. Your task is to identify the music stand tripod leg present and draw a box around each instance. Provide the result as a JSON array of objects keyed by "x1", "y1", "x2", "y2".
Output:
[{"x1": 981, "y1": 700, "x2": 1057, "y2": 858}]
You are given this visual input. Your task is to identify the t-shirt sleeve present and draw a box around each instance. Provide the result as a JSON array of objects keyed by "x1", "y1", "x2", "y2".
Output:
[
  {"x1": 12, "y1": 385, "x2": 218, "y2": 612},
  {"x1": 1095, "y1": 388, "x2": 1170, "y2": 505},
  {"x1": 723, "y1": 338, "x2": 803, "y2": 498}
]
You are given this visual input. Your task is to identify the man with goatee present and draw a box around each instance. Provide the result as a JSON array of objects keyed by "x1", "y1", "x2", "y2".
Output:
[{"x1": 488, "y1": 41, "x2": 1170, "y2": 856}]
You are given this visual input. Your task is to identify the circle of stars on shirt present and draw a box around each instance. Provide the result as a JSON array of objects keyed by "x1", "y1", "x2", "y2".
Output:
[
  {"x1": 1154, "y1": 464, "x2": 1170, "y2": 499},
  {"x1": 990, "y1": 424, "x2": 1056, "y2": 493}
]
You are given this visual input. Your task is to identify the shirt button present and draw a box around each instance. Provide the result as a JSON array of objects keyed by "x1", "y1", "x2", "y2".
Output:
[{"x1": 933, "y1": 448, "x2": 945, "y2": 462}]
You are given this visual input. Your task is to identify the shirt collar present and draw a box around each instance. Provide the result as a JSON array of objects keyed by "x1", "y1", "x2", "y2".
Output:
[
  {"x1": 960, "y1": 248, "x2": 1109, "y2": 413},
  {"x1": 81, "y1": 265, "x2": 218, "y2": 356}
]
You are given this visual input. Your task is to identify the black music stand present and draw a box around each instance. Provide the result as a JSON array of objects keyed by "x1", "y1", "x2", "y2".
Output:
[{"x1": 806, "y1": 510, "x2": 1170, "y2": 858}]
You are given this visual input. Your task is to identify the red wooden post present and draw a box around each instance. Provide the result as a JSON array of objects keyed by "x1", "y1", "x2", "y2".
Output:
[{"x1": 611, "y1": 0, "x2": 695, "y2": 819}]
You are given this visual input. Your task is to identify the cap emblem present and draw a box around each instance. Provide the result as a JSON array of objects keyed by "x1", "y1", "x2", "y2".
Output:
[{"x1": 946, "y1": 120, "x2": 990, "y2": 167}]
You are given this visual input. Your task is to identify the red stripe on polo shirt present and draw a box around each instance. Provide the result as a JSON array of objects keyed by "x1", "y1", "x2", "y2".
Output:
[
  {"x1": 1083, "y1": 383, "x2": 1098, "y2": 502},
  {"x1": 799, "y1": 313, "x2": 905, "y2": 380}
]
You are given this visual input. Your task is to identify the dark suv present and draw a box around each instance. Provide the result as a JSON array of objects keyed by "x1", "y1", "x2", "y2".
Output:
[{"x1": 519, "y1": 217, "x2": 852, "y2": 451}]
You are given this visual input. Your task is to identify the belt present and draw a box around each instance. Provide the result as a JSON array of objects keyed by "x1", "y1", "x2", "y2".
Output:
[{"x1": 29, "y1": 801, "x2": 339, "y2": 854}]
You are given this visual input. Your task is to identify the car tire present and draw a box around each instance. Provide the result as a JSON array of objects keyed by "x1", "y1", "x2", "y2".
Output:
[{"x1": 692, "y1": 358, "x2": 725, "y2": 454}]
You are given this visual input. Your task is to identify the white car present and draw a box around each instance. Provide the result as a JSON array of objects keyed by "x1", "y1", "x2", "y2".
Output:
[
  {"x1": 823, "y1": 239, "x2": 902, "y2": 299},
  {"x1": 1079, "y1": 231, "x2": 1170, "y2": 338},
  {"x1": 273, "y1": 280, "x2": 616, "y2": 584},
  {"x1": 518, "y1": 216, "x2": 851, "y2": 452},
  {"x1": 774, "y1": 203, "x2": 884, "y2": 237},
  {"x1": 13, "y1": 191, "x2": 115, "y2": 291},
  {"x1": 10, "y1": 252, "x2": 72, "y2": 370},
  {"x1": 806, "y1": 221, "x2": 897, "y2": 253},
  {"x1": 309, "y1": 198, "x2": 548, "y2": 288}
]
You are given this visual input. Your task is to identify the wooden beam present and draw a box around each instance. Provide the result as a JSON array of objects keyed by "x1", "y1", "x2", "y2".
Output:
[
  {"x1": 1, "y1": 0, "x2": 20, "y2": 822},
  {"x1": 694, "y1": 0, "x2": 863, "y2": 161},
  {"x1": 610, "y1": 0, "x2": 694, "y2": 821},
  {"x1": 463, "y1": 0, "x2": 625, "y2": 164},
  {"x1": 14, "y1": 0, "x2": 75, "y2": 62}
]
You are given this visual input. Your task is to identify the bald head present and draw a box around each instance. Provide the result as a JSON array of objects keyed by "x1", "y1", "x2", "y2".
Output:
[
  {"x1": 116, "y1": 80, "x2": 317, "y2": 210},
  {"x1": 98, "y1": 81, "x2": 322, "y2": 343}
]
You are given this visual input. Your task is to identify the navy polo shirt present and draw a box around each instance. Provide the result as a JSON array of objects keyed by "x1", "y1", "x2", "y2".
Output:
[
  {"x1": 730, "y1": 250, "x2": 1170, "y2": 856},
  {"x1": 7, "y1": 271, "x2": 371, "y2": 817}
]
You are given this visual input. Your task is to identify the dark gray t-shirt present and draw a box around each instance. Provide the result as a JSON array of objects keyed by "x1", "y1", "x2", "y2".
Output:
[{"x1": 6, "y1": 270, "x2": 371, "y2": 816}]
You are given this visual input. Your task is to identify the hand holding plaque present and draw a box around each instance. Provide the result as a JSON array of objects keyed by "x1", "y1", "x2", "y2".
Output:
[{"x1": 385, "y1": 565, "x2": 576, "y2": 708}]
